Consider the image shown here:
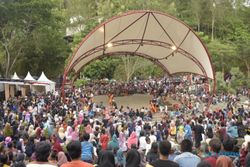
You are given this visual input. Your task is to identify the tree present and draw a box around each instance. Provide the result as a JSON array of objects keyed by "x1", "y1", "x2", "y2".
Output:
[
  {"x1": 121, "y1": 56, "x2": 146, "y2": 82},
  {"x1": 229, "y1": 67, "x2": 246, "y2": 91},
  {"x1": 215, "y1": 72, "x2": 229, "y2": 93},
  {"x1": 83, "y1": 57, "x2": 118, "y2": 80},
  {"x1": 0, "y1": 0, "x2": 70, "y2": 78},
  {"x1": 207, "y1": 39, "x2": 237, "y2": 74}
]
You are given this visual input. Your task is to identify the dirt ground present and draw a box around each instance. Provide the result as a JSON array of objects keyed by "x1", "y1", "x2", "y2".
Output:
[{"x1": 93, "y1": 94, "x2": 153, "y2": 109}]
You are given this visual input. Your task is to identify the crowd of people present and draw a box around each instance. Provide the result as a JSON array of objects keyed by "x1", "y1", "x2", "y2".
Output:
[{"x1": 0, "y1": 76, "x2": 250, "y2": 167}]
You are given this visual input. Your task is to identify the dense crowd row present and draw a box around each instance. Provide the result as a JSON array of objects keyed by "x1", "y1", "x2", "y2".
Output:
[{"x1": 0, "y1": 77, "x2": 249, "y2": 167}]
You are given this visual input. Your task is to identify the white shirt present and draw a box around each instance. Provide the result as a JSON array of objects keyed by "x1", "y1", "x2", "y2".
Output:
[
  {"x1": 139, "y1": 136, "x2": 147, "y2": 150},
  {"x1": 149, "y1": 135, "x2": 157, "y2": 144}
]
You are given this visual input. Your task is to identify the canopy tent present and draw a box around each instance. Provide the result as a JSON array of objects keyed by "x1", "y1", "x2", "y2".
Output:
[
  {"x1": 63, "y1": 10, "x2": 215, "y2": 93},
  {"x1": 24, "y1": 72, "x2": 35, "y2": 81},
  {"x1": 36, "y1": 72, "x2": 56, "y2": 93},
  {"x1": 12, "y1": 72, "x2": 20, "y2": 80},
  {"x1": 0, "y1": 72, "x2": 56, "y2": 100},
  {"x1": 37, "y1": 72, "x2": 53, "y2": 83}
]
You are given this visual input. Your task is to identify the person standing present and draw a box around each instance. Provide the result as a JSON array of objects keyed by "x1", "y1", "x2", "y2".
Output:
[
  {"x1": 184, "y1": 120, "x2": 192, "y2": 141},
  {"x1": 100, "y1": 129, "x2": 109, "y2": 150},
  {"x1": 193, "y1": 119, "x2": 204, "y2": 148}
]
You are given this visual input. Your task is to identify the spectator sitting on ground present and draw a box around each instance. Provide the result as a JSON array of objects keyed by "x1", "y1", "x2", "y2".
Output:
[
  {"x1": 61, "y1": 141, "x2": 93, "y2": 167},
  {"x1": 174, "y1": 139, "x2": 200, "y2": 167},
  {"x1": 151, "y1": 140, "x2": 179, "y2": 167},
  {"x1": 203, "y1": 138, "x2": 222, "y2": 167},
  {"x1": 26, "y1": 141, "x2": 57, "y2": 167},
  {"x1": 81, "y1": 133, "x2": 94, "y2": 163}
]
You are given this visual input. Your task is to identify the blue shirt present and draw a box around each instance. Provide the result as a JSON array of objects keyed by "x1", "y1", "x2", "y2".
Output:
[
  {"x1": 81, "y1": 141, "x2": 93, "y2": 161},
  {"x1": 184, "y1": 125, "x2": 192, "y2": 140},
  {"x1": 174, "y1": 152, "x2": 201, "y2": 167}
]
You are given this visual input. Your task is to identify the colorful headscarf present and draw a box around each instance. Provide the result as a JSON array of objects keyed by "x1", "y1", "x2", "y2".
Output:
[
  {"x1": 58, "y1": 127, "x2": 65, "y2": 140},
  {"x1": 118, "y1": 132, "x2": 127, "y2": 151},
  {"x1": 127, "y1": 131, "x2": 138, "y2": 149},
  {"x1": 57, "y1": 151, "x2": 68, "y2": 166},
  {"x1": 108, "y1": 134, "x2": 119, "y2": 150},
  {"x1": 5, "y1": 136, "x2": 12, "y2": 145}
]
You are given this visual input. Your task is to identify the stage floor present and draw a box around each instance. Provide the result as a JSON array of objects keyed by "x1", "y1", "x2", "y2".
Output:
[{"x1": 93, "y1": 94, "x2": 152, "y2": 109}]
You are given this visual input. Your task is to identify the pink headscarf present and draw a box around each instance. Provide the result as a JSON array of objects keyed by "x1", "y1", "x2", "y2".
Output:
[
  {"x1": 71, "y1": 130, "x2": 79, "y2": 141},
  {"x1": 78, "y1": 113, "x2": 83, "y2": 124},
  {"x1": 119, "y1": 132, "x2": 127, "y2": 151},
  {"x1": 74, "y1": 120, "x2": 78, "y2": 127},
  {"x1": 65, "y1": 126, "x2": 73, "y2": 141},
  {"x1": 5, "y1": 136, "x2": 12, "y2": 145},
  {"x1": 85, "y1": 124, "x2": 92, "y2": 134},
  {"x1": 57, "y1": 151, "x2": 68, "y2": 166},
  {"x1": 127, "y1": 131, "x2": 138, "y2": 149}
]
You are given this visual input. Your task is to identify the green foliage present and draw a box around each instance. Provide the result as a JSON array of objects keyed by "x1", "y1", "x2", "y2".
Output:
[
  {"x1": 216, "y1": 67, "x2": 249, "y2": 94},
  {"x1": 215, "y1": 72, "x2": 228, "y2": 93},
  {"x1": 0, "y1": 0, "x2": 70, "y2": 78},
  {"x1": 75, "y1": 78, "x2": 88, "y2": 88},
  {"x1": 230, "y1": 67, "x2": 246, "y2": 90},
  {"x1": 207, "y1": 39, "x2": 237, "y2": 73},
  {"x1": 83, "y1": 57, "x2": 119, "y2": 80}
]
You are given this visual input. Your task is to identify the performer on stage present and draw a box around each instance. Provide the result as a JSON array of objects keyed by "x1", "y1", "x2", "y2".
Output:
[
  {"x1": 150, "y1": 99, "x2": 157, "y2": 113},
  {"x1": 108, "y1": 93, "x2": 114, "y2": 106}
]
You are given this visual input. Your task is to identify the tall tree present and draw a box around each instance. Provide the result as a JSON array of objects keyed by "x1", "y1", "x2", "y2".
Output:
[{"x1": 0, "y1": 0, "x2": 69, "y2": 78}]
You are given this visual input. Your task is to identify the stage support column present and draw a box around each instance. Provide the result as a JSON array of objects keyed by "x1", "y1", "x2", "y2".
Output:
[
  {"x1": 21, "y1": 86, "x2": 26, "y2": 97},
  {"x1": 10, "y1": 85, "x2": 15, "y2": 98},
  {"x1": 4, "y1": 84, "x2": 10, "y2": 100}
]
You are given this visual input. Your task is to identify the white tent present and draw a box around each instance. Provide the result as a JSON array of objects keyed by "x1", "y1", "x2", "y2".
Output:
[
  {"x1": 11, "y1": 72, "x2": 20, "y2": 80},
  {"x1": 36, "y1": 72, "x2": 55, "y2": 93},
  {"x1": 24, "y1": 72, "x2": 35, "y2": 81}
]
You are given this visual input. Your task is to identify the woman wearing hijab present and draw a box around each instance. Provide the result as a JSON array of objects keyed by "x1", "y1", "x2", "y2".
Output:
[
  {"x1": 126, "y1": 149, "x2": 141, "y2": 167},
  {"x1": 118, "y1": 131, "x2": 127, "y2": 151},
  {"x1": 108, "y1": 134, "x2": 119, "y2": 150},
  {"x1": 3, "y1": 123, "x2": 13, "y2": 137},
  {"x1": 58, "y1": 127, "x2": 65, "y2": 143},
  {"x1": 65, "y1": 126, "x2": 73, "y2": 143},
  {"x1": 100, "y1": 129, "x2": 109, "y2": 150},
  {"x1": 116, "y1": 149, "x2": 126, "y2": 167},
  {"x1": 98, "y1": 151, "x2": 115, "y2": 167},
  {"x1": 85, "y1": 124, "x2": 93, "y2": 134},
  {"x1": 51, "y1": 135, "x2": 63, "y2": 153},
  {"x1": 70, "y1": 127, "x2": 79, "y2": 141},
  {"x1": 127, "y1": 131, "x2": 138, "y2": 149},
  {"x1": 57, "y1": 151, "x2": 68, "y2": 167},
  {"x1": 35, "y1": 127, "x2": 42, "y2": 143},
  {"x1": 28, "y1": 125, "x2": 35, "y2": 137},
  {"x1": 146, "y1": 142, "x2": 159, "y2": 165}
]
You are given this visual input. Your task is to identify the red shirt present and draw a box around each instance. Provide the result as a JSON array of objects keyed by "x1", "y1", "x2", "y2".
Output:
[{"x1": 61, "y1": 160, "x2": 93, "y2": 167}]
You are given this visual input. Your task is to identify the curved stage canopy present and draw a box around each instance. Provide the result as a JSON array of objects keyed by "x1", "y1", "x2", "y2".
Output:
[{"x1": 64, "y1": 10, "x2": 214, "y2": 82}]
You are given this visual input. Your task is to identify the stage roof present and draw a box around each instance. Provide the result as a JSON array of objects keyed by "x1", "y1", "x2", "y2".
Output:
[{"x1": 65, "y1": 10, "x2": 214, "y2": 79}]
